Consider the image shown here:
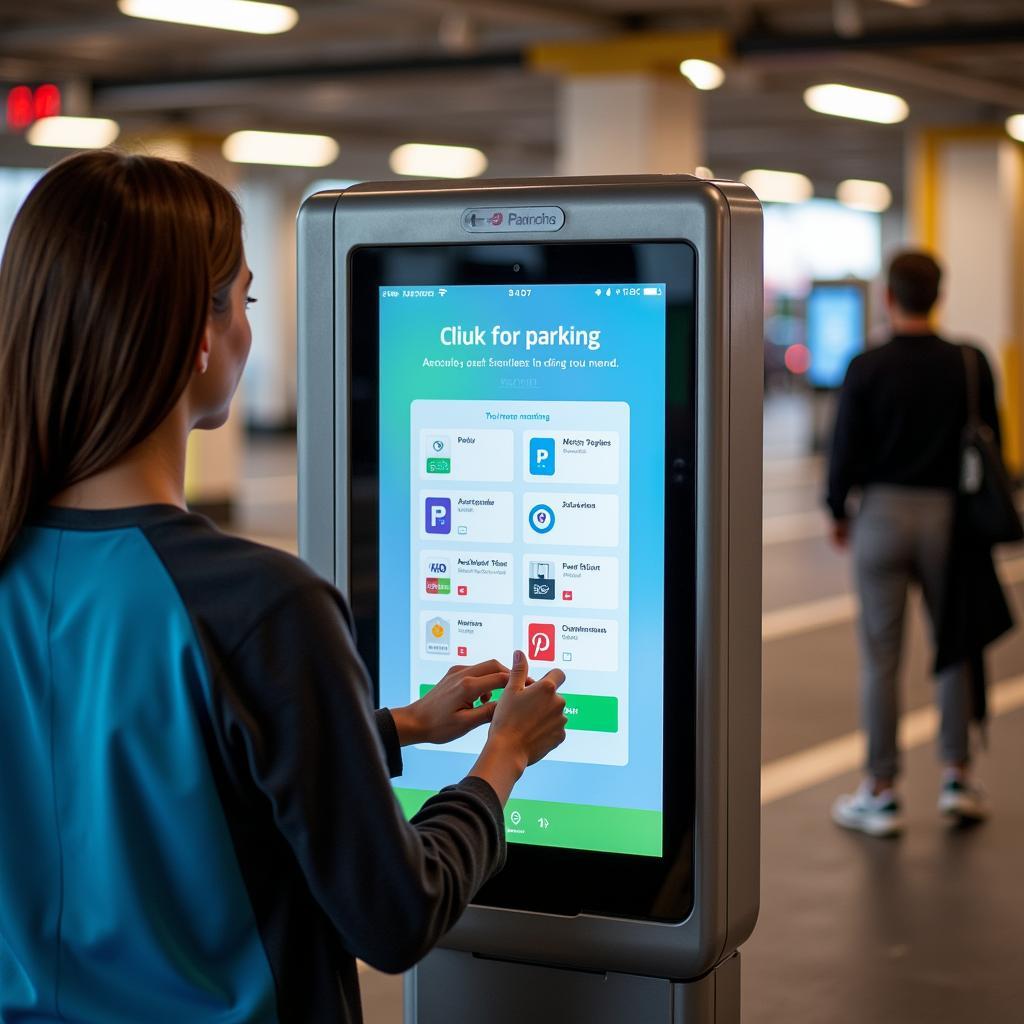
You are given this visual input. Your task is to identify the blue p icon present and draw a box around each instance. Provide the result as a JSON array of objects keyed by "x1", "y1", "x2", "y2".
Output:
[{"x1": 530, "y1": 437, "x2": 555, "y2": 476}]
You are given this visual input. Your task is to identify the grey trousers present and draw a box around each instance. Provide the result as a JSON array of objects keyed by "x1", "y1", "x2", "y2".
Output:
[{"x1": 853, "y1": 486, "x2": 971, "y2": 780}]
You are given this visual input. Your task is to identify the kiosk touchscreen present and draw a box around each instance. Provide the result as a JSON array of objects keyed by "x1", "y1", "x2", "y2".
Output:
[
  {"x1": 805, "y1": 279, "x2": 868, "y2": 390},
  {"x1": 353, "y1": 243, "x2": 695, "y2": 920},
  {"x1": 298, "y1": 176, "x2": 762, "y2": 988}
]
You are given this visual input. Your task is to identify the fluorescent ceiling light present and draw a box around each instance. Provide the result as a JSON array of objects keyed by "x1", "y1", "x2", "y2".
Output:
[
  {"x1": 27, "y1": 116, "x2": 120, "y2": 149},
  {"x1": 118, "y1": 0, "x2": 298, "y2": 34},
  {"x1": 837, "y1": 178, "x2": 892, "y2": 213},
  {"x1": 741, "y1": 169, "x2": 813, "y2": 204},
  {"x1": 1007, "y1": 114, "x2": 1024, "y2": 143},
  {"x1": 223, "y1": 130, "x2": 338, "y2": 167},
  {"x1": 804, "y1": 83, "x2": 909, "y2": 124},
  {"x1": 390, "y1": 143, "x2": 488, "y2": 179},
  {"x1": 679, "y1": 59, "x2": 725, "y2": 91}
]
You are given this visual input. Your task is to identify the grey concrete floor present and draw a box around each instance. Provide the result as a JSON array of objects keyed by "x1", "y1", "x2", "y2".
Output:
[
  {"x1": 746, "y1": 708, "x2": 1024, "y2": 1024},
  {"x1": 234, "y1": 393, "x2": 1024, "y2": 1023}
]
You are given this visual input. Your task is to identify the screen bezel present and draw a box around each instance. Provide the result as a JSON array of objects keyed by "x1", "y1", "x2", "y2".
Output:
[{"x1": 348, "y1": 241, "x2": 697, "y2": 922}]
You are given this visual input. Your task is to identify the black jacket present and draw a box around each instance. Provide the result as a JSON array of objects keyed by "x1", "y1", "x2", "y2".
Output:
[{"x1": 827, "y1": 333, "x2": 1000, "y2": 521}]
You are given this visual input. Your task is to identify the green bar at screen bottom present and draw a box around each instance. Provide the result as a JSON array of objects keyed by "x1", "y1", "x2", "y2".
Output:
[
  {"x1": 394, "y1": 787, "x2": 662, "y2": 857},
  {"x1": 418, "y1": 685, "x2": 618, "y2": 733}
]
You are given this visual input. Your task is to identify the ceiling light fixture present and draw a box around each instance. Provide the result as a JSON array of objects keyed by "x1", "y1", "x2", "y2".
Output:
[
  {"x1": 740, "y1": 169, "x2": 813, "y2": 204},
  {"x1": 804, "y1": 83, "x2": 909, "y2": 124},
  {"x1": 118, "y1": 0, "x2": 298, "y2": 35},
  {"x1": 679, "y1": 59, "x2": 725, "y2": 91},
  {"x1": 1007, "y1": 114, "x2": 1024, "y2": 144},
  {"x1": 390, "y1": 143, "x2": 488, "y2": 179},
  {"x1": 222, "y1": 130, "x2": 339, "y2": 167},
  {"x1": 837, "y1": 178, "x2": 893, "y2": 213},
  {"x1": 26, "y1": 116, "x2": 120, "y2": 149}
]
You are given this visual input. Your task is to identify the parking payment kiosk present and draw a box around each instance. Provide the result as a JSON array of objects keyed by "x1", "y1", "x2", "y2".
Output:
[{"x1": 297, "y1": 176, "x2": 763, "y2": 1023}]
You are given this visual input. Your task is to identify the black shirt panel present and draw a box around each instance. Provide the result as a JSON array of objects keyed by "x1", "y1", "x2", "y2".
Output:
[
  {"x1": 140, "y1": 511, "x2": 505, "y2": 1022},
  {"x1": 827, "y1": 334, "x2": 1001, "y2": 521}
]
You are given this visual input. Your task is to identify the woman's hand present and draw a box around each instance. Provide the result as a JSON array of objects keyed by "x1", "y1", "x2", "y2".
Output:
[
  {"x1": 468, "y1": 650, "x2": 567, "y2": 805},
  {"x1": 390, "y1": 659, "x2": 510, "y2": 746}
]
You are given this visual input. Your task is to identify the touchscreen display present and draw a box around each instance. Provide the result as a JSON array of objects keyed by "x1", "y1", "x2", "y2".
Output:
[
  {"x1": 377, "y1": 283, "x2": 666, "y2": 858},
  {"x1": 806, "y1": 283, "x2": 865, "y2": 389}
]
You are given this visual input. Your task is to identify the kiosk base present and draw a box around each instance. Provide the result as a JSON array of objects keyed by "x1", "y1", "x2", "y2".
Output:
[{"x1": 404, "y1": 949, "x2": 741, "y2": 1024}]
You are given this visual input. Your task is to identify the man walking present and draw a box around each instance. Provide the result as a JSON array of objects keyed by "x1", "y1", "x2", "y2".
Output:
[{"x1": 827, "y1": 251, "x2": 998, "y2": 836}]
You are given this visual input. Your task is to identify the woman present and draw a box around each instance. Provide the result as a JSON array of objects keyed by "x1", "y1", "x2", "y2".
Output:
[{"x1": 0, "y1": 151, "x2": 566, "y2": 1023}]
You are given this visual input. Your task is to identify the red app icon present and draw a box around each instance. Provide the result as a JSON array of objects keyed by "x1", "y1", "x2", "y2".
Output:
[
  {"x1": 528, "y1": 623, "x2": 555, "y2": 661},
  {"x1": 562, "y1": 590, "x2": 573, "y2": 601},
  {"x1": 457, "y1": 585, "x2": 468, "y2": 596},
  {"x1": 457, "y1": 646, "x2": 468, "y2": 658}
]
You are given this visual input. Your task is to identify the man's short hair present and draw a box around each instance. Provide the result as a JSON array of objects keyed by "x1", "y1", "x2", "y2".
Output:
[{"x1": 887, "y1": 251, "x2": 942, "y2": 316}]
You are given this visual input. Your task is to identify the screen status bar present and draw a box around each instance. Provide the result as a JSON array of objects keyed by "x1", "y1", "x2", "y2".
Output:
[{"x1": 381, "y1": 284, "x2": 665, "y2": 301}]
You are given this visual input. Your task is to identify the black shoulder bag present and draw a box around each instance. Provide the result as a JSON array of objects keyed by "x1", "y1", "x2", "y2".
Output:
[{"x1": 959, "y1": 346, "x2": 1023, "y2": 545}]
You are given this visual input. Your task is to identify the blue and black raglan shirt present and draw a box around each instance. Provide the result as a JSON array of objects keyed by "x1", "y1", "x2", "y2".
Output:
[{"x1": 0, "y1": 505, "x2": 505, "y2": 1024}]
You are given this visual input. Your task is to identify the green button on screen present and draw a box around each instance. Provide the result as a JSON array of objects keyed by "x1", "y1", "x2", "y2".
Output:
[
  {"x1": 418, "y1": 685, "x2": 617, "y2": 732},
  {"x1": 561, "y1": 693, "x2": 618, "y2": 733}
]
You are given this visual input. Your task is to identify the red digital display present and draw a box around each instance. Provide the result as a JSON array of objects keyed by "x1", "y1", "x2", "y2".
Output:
[
  {"x1": 34, "y1": 84, "x2": 61, "y2": 120},
  {"x1": 6, "y1": 86, "x2": 33, "y2": 131},
  {"x1": 5, "y1": 83, "x2": 61, "y2": 132}
]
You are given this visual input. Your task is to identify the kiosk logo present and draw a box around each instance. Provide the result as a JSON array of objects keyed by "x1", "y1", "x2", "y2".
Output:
[
  {"x1": 425, "y1": 497, "x2": 451, "y2": 534},
  {"x1": 528, "y1": 623, "x2": 555, "y2": 661},
  {"x1": 425, "y1": 617, "x2": 450, "y2": 655},
  {"x1": 461, "y1": 206, "x2": 565, "y2": 233}
]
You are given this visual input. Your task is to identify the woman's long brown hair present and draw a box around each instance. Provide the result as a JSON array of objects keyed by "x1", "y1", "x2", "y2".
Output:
[{"x1": 0, "y1": 150, "x2": 242, "y2": 563}]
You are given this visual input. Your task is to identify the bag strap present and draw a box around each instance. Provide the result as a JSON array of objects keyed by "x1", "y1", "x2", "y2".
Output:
[{"x1": 962, "y1": 345, "x2": 982, "y2": 428}]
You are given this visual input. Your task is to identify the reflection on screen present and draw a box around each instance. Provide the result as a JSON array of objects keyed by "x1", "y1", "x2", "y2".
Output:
[{"x1": 377, "y1": 284, "x2": 666, "y2": 857}]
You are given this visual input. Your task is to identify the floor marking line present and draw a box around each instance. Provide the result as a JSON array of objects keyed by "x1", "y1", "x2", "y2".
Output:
[
  {"x1": 762, "y1": 556, "x2": 1024, "y2": 642},
  {"x1": 762, "y1": 511, "x2": 829, "y2": 546},
  {"x1": 762, "y1": 594, "x2": 858, "y2": 641},
  {"x1": 760, "y1": 674, "x2": 1024, "y2": 804}
]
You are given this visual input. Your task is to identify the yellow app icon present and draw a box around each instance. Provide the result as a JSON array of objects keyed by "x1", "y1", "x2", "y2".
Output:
[{"x1": 425, "y1": 616, "x2": 450, "y2": 655}]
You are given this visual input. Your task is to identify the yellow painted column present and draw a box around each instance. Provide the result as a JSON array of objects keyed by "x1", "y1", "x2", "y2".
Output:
[
  {"x1": 908, "y1": 126, "x2": 1024, "y2": 474},
  {"x1": 529, "y1": 31, "x2": 728, "y2": 177}
]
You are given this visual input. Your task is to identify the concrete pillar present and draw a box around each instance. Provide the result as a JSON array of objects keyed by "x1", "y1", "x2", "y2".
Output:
[
  {"x1": 908, "y1": 127, "x2": 1024, "y2": 471},
  {"x1": 235, "y1": 175, "x2": 298, "y2": 430},
  {"x1": 557, "y1": 74, "x2": 703, "y2": 177}
]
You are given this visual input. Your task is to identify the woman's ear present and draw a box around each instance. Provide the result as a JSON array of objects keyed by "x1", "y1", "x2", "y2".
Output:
[{"x1": 195, "y1": 329, "x2": 211, "y2": 376}]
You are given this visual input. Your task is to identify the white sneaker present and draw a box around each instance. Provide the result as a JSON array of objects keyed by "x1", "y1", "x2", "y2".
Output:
[
  {"x1": 938, "y1": 776, "x2": 989, "y2": 825},
  {"x1": 831, "y1": 782, "x2": 904, "y2": 837}
]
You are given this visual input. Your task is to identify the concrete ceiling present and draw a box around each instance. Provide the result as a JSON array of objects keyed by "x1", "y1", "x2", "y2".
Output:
[{"x1": 1, "y1": 0, "x2": 1024, "y2": 202}]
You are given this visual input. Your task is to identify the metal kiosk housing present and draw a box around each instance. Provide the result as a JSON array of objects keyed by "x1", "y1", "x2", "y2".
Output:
[{"x1": 297, "y1": 176, "x2": 763, "y2": 1024}]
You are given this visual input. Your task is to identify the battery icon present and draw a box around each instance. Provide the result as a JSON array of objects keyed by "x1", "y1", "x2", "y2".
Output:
[{"x1": 643, "y1": 286, "x2": 661, "y2": 296}]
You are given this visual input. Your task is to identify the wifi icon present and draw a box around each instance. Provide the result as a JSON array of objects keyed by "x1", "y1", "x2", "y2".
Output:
[{"x1": 438, "y1": 288, "x2": 447, "y2": 297}]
